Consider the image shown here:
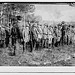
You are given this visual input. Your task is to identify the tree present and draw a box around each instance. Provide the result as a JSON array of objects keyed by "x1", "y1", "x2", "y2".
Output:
[
  {"x1": 26, "y1": 14, "x2": 42, "y2": 23},
  {"x1": 15, "y1": 3, "x2": 35, "y2": 13},
  {"x1": 26, "y1": 14, "x2": 35, "y2": 23},
  {"x1": 2, "y1": 3, "x2": 35, "y2": 26},
  {"x1": 34, "y1": 15, "x2": 42, "y2": 23}
]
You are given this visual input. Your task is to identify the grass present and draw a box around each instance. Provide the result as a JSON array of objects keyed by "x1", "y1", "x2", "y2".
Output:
[{"x1": 0, "y1": 44, "x2": 75, "y2": 66}]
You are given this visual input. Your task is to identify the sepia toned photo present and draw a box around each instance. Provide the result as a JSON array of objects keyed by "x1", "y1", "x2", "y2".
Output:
[{"x1": 0, "y1": 2, "x2": 75, "y2": 66}]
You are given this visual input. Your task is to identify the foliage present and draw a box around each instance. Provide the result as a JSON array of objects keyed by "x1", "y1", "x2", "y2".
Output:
[
  {"x1": 1, "y1": 3, "x2": 35, "y2": 26},
  {"x1": 3, "y1": 3, "x2": 35, "y2": 13}
]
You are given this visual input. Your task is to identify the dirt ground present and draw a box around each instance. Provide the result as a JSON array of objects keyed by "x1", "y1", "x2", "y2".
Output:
[{"x1": 0, "y1": 44, "x2": 75, "y2": 66}]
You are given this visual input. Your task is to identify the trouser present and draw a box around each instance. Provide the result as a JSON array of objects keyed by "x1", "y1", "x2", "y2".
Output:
[
  {"x1": 11, "y1": 37, "x2": 17, "y2": 55},
  {"x1": 0, "y1": 40, "x2": 5, "y2": 47},
  {"x1": 61, "y1": 35, "x2": 65, "y2": 46},
  {"x1": 29, "y1": 40, "x2": 33, "y2": 52},
  {"x1": 52, "y1": 38, "x2": 55, "y2": 47},
  {"x1": 5, "y1": 37, "x2": 9, "y2": 47},
  {"x1": 67, "y1": 35, "x2": 69, "y2": 45},
  {"x1": 12, "y1": 37, "x2": 16, "y2": 46},
  {"x1": 0, "y1": 40, "x2": 2, "y2": 47}
]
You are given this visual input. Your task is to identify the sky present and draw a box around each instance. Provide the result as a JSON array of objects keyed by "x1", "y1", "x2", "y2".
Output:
[{"x1": 34, "y1": 4, "x2": 75, "y2": 22}]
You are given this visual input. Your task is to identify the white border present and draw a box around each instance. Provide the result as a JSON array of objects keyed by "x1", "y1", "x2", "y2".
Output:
[
  {"x1": 0, "y1": 0, "x2": 75, "y2": 2},
  {"x1": 0, "y1": 66, "x2": 75, "y2": 72}
]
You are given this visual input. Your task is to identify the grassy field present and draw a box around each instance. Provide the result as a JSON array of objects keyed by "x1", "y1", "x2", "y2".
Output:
[{"x1": 0, "y1": 44, "x2": 75, "y2": 66}]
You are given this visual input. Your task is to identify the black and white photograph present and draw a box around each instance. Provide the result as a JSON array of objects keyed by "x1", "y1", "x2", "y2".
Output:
[{"x1": 0, "y1": 2, "x2": 75, "y2": 67}]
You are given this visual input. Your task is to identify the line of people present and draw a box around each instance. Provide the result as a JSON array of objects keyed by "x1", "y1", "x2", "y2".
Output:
[
  {"x1": 29, "y1": 22, "x2": 75, "y2": 51},
  {"x1": 0, "y1": 21, "x2": 75, "y2": 55}
]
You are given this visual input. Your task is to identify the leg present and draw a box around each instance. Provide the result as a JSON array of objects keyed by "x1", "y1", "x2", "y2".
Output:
[
  {"x1": 42, "y1": 39, "x2": 44, "y2": 48},
  {"x1": 13, "y1": 38, "x2": 16, "y2": 55},
  {"x1": 52, "y1": 38, "x2": 54, "y2": 48},
  {"x1": 13, "y1": 44, "x2": 16, "y2": 56},
  {"x1": 23, "y1": 40, "x2": 25, "y2": 52},
  {"x1": 12, "y1": 38, "x2": 14, "y2": 46},
  {"x1": 30, "y1": 40, "x2": 33, "y2": 52}
]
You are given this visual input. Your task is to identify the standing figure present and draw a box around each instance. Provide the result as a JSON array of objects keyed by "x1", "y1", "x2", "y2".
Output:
[
  {"x1": 11, "y1": 24, "x2": 18, "y2": 55},
  {"x1": 61, "y1": 25, "x2": 65, "y2": 46},
  {"x1": 0, "y1": 26, "x2": 6, "y2": 48},
  {"x1": 5, "y1": 28, "x2": 10, "y2": 47}
]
